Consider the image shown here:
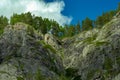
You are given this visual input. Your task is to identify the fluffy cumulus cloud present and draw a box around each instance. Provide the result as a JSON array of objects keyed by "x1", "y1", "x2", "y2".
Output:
[{"x1": 0, "y1": 0, "x2": 72, "y2": 25}]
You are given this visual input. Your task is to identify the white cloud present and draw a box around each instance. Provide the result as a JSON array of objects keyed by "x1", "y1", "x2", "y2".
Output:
[{"x1": 0, "y1": 0, "x2": 72, "y2": 25}]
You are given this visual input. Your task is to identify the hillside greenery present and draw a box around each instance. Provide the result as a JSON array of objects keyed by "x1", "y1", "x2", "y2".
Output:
[{"x1": 0, "y1": 2, "x2": 120, "y2": 38}]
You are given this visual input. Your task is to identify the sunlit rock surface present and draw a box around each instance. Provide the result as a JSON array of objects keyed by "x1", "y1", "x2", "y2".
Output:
[{"x1": 63, "y1": 18, "x2": 120, "y2": 80}]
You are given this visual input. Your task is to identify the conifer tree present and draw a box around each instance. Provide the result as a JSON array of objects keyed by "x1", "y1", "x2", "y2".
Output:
[
  {"x1": 82, "y1": 17, "x2": 93, "y2": 31},
  {"x1": 75, "y1": 21, "x2": 81, "y2": 34}
]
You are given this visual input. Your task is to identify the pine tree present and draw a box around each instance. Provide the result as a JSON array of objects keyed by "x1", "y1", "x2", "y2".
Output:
[
  {"x1": 75, "y1": 21, "x2": 81, "y2": 34},
  {"x1": 117, "y1": 2, "x2": 120, "y2": 12},
  {"x1": 68, "y1": 25, "x2": 76, "y2": 36},
  {"x1": 0, "y1": 16, "x2": 8, "y2": 34},
  {"x1": 82, "y1": 17, "x2": 93, "y2": 31}
]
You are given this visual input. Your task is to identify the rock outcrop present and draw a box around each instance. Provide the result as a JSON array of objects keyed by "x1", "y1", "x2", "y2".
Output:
[
  {"x1": 0, "y1": 23, "x2": 65, "y2": 80},
  {"x1": 63, "y1": 15, "x2": 120, "y2": 80},
  {"x1": 113, "y1": 11, "x2": 120, "y2": 19},
  {"x1": 44, "y1": 33, "x2": 62, "y2": 50}
]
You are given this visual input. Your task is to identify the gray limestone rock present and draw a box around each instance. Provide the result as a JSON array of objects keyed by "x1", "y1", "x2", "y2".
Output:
[{"x1": 0, "y1": 23, "x2": 65, "y2": 80}]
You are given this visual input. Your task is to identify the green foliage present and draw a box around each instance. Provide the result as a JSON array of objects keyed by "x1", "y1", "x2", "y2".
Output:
[
  {"x1": 65, "y1": 68, "x2": 78, "y2": 77},
  {"x1": 116, "y1": 57, "x2": 120, "y2": 66},
  {"x1": 83, "y1": 34, "x2": 97, "y2": 44},
  {"x1": 75, "y1": 21, "x2": 81, "y2": 34},
  {"x1": 36, "y1": 40, "x2": 46, "y2": 45},
  {"x1": 35, "y1": 69, "x2": 45, "y2": 80},
  {"x1": 87, "y1": 70, "x2": 95, "y2": 80},
  {"x1": 83, "y1": 37, "x2": 95, "y2": 44},
  {"x1": 61, "y1": 25, "x2": 76, "y2": 37},
  {"x1": 4, "y1": 55, "x2": 12, "y2": 62},
  {"x1": 10, "y1": 12, "x2": 33, "y2": 25},
  {"x1": 95, "y1": 11, "x2": 116, "y2": 28},
  {"x1": 117, "y1": 2, "x2": 120, "y2": 12},
  {"x1": 43, "y1": 44, "x2": 56, "y2": 53},
  {"x1": 82, "y1": 34, "x2": 109, "y2": 46},
  {"x1": 95, "y1": 16, "x2": 105, "y2": 28},
  {"x1": 73, "y1": 75, "x2": 82, "y2": 80},
  {"x1": 27, "y1": 25, "x2": 34, "y2": 36},
  {"x1": 59, "y1": 75, "x2": 70, "y2": 80},
  {"x1": 87, "y1": 69, "x2": 105, "y2": 80},
  {"x1": 0, "y1": 29, "x2": 3, "y2": 35},
  {"x1": 65, "y1": 68, "x2": 82, "y2": 80},
  {"x1": 10, "y1": 12, "x2": 61, "y2": 35},
  {"x1": 17, "y1": 77, "x2": 24, "y2": 80},
  {"x1": 68, "y1": 25, "x2": 76, "y2": 36},
  {"x1": 8, "y1": 3, "x2": 118, "y2": 38},
  {"x1": 0, "y1": 71, "x2": 11, "y2": 75},
  {"x1": 82, "y1": 17, "x2": 93, "y2": 31},
  {"x1": 94, "y1": 41, "x2": 109, "y2": 46},
  {"x1": 103, "y1": 57, "x2": 113, "y2": 70},
  {"x1": 0, "y1": 16, "x2": 8, "y2": 35}
]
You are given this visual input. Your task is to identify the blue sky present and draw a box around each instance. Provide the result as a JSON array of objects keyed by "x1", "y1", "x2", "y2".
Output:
[
  {"x1": 0, "y1": 0, "x2": 120, "y2": 25},
  {"x1": 46, "y1": 0, "x2": 120, "y2": 24}
]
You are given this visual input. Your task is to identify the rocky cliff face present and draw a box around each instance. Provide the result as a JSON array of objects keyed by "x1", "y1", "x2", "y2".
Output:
[
  {"x1": 0, "y1": 14, "x2": 120, "y2": 80},
  {"x1": 63, "y1": 16, "x2": 120, "y2": 80},
  {"x1": 44, "y1": 33, "x2": 62, "y2": 50},
  {"x1": 0, "y1": 23, "x2": 65, "y2": 80}
]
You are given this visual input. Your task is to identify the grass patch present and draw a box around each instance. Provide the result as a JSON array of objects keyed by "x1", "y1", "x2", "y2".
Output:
[
  {"x1": 35, "y1": 69, "x2": 45, "y2": 80},
  {"x1": 0, "y1": 71, "x2": 11, "y2": 75},
  {"x1": 17, "y1": 77, "x2": 24, "y2": 80},
  {"x1": 83, "y1": 34, "x2": 97, "y2": 44},
  {"x1": 83, "y1": 37, "x2": 95, "y2": 44},
  {"x1": 103, "y1": 57, "x2": 113, "y2": 70},
  {"x1": 0, "y1": 29, "x2": 4, "y2": 35},
  {"x1": 43, "y1": 44, "x2": 56, "y2": 53},
  {"x1": 94, "y1": 41, "x2": 109, "y2": 46},
  {"x1": 36, "y1": 40, "x2": 46, "y2": 45}
]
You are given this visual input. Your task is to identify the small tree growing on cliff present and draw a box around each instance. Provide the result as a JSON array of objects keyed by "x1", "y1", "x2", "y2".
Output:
[{"x1": 82, "y1": 17, "x2": 93, "y2": 31}]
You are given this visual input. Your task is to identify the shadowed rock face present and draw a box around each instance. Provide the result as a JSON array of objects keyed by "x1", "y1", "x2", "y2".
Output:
[
  {"x1": 63, "y1": 18, "x2": 120, "y2": 80},
  {"x1": 0, "y1": 23, "x2": 65, "y2": 80}
]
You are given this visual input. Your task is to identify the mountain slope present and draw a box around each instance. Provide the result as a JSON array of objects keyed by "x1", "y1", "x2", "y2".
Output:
[
  {"x1": 63, "y1": 16, "x2": 120, "y2": 80},
  {"x1": 0, "y1": 23, "x2": 65, "y2": 80},
  {"x1": 0, "y1": 13, "x2": 120, "y2": 80}
]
